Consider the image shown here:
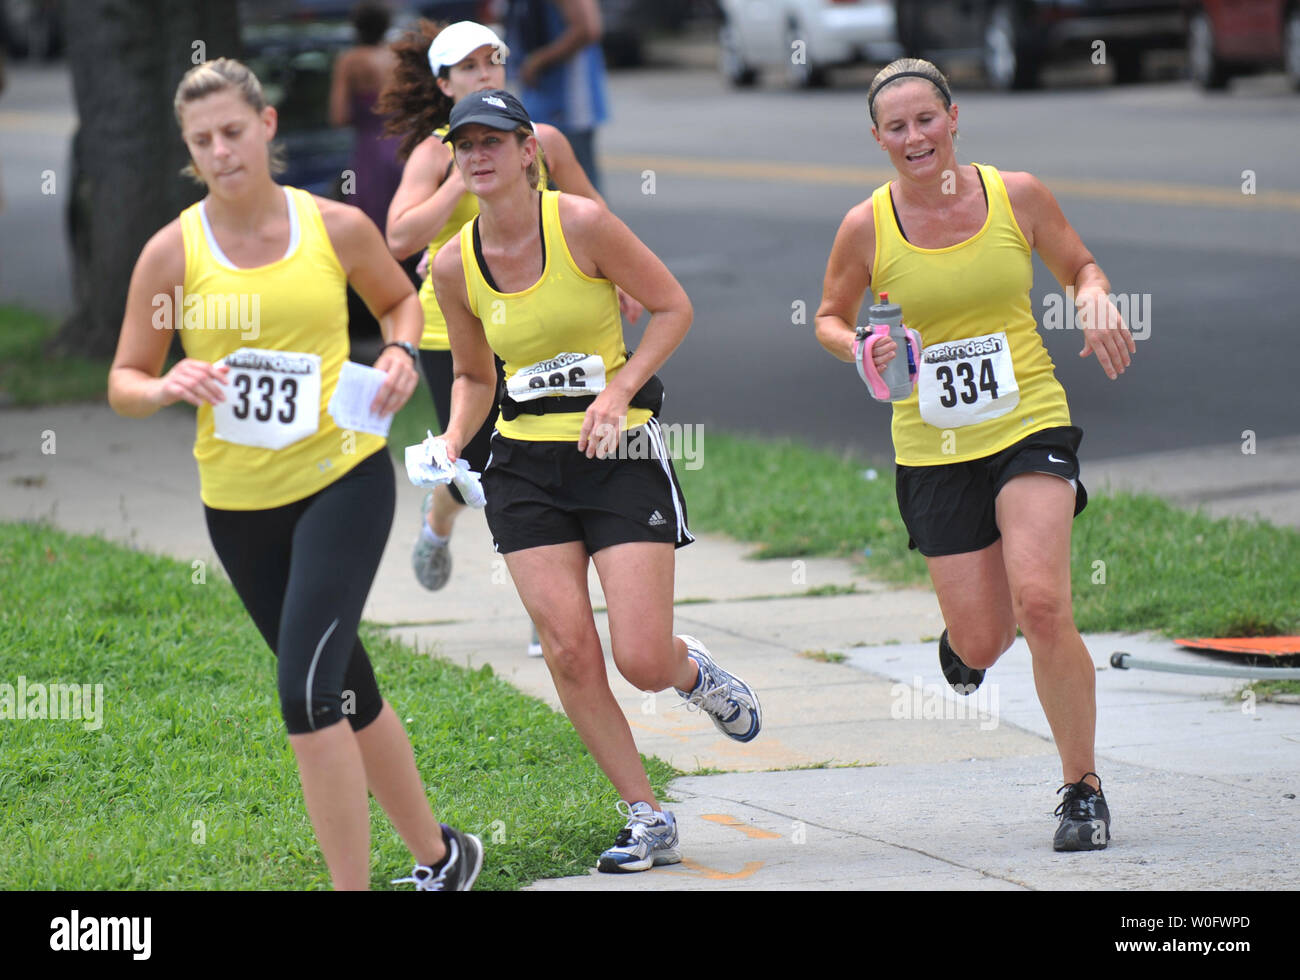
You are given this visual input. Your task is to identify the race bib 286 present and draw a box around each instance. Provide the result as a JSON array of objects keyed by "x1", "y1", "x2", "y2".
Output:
[{"x1": 506, "y1": 352, "x2": 606, "y2": 403}]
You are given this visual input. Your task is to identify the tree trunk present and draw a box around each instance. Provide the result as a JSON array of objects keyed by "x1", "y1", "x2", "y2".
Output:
[{"x1": 54, "y1": 0, "x2": 241, "y2": 358}]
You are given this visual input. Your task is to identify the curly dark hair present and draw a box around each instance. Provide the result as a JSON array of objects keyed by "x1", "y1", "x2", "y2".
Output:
[{"x1": 375, "y1": 19, "x2": 454, "y2": 161}]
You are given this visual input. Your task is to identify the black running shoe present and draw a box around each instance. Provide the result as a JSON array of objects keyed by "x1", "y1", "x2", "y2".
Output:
[
  {"x1": 938, "y1": 629, "x2": 984, "y2": 695},
  {"x1": 1053, "y1": 773, "x2": 1111, "y2": 851},
  {"x1": 391, "y1": 824, "x2": 484, "y2": 890}
]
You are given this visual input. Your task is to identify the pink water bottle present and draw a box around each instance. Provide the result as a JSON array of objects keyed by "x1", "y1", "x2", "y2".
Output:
[{"x1": 853, "y1": 292, "x2": 920, "y2": 401}]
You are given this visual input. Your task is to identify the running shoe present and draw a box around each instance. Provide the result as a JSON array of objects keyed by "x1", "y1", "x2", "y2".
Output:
[
  {"x1": 597, "y1": 800, "x2": 681, "y2": 873},
  {"x1": 411, "y1": 492, "x2": 452, "y2": 591},
  {"x1": 1053, "y1": 773, "x2": 1111, "y2": 851},
  {"x1": 527, "y1": 624, "x2": 543, "y2": 658},
  {"x1": 675, "y1": 634, "x2": 762, "y2": 743},
  {"x1": 938, "y1": 628, "x2": 985, "y2": 695},
  {"x1": 391, "y1": 824, "x2": 484, "y2": 890}
]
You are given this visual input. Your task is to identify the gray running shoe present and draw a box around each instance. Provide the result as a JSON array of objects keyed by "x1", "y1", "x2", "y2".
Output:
[
  {"x1": 1053, "y1": 773, "x2": 1111, "y2": 852},
  {"x1": 597, "y1": 801, "x2": 681, "y2": 873},
  {"x1": 391, "y1": 824, "x2": 484, "y2": 891},
  {"x1": 675, "y1": 634, "x2": 762, "y2": 743},
  {"x1": 411, "y1": 492, "x2": 452, "y2": 591}
]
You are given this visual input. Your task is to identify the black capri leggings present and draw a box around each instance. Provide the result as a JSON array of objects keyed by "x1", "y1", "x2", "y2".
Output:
[
  {"x1": 204, "y1": 449, "x2": 394, "y2": 735},
  {"x1": 419, "y1": 348, "x2": 504, "y2": 506}
]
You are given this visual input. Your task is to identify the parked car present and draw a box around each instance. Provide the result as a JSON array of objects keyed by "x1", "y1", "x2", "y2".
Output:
[
  {"x1": 1186, "y1": 0, "x2": 1300, "y2": 89},
  {"x1": 2, "y1": 0, "x2": 62, "y2": 61},
  {"x1": 893, "y1": 0, "x2": 1188, "y2": 89},
  {"x1": 717, "y1": 0, "x2": 900, "y2": 88},
  {"x1": 602, "y1": 0, "x2": 697, "y2": 67}
]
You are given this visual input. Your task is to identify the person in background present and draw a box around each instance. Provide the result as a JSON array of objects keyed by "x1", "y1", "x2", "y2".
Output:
[
  {"x1": 331, "y1": 1, "x2": 405, "y2": 232},
  {"x1": 331, "y1": 1, "x2": 421, "y2": 339},
  {"x1": 379, "y1": 20, "x2": 636, "y2": 646},
  {"x1": 505, "y1": 0, "x2": 608, "y2": 191}
]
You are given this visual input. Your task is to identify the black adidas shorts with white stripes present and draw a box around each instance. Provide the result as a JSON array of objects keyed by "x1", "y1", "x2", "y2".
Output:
[{"x1": 482, "y1": 419, "x2": 694, "y2": 555}]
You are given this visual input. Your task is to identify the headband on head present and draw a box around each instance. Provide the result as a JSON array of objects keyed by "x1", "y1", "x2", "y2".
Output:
[{"x1": 869, "y1": 70, "x2": 952, "y2": 119}]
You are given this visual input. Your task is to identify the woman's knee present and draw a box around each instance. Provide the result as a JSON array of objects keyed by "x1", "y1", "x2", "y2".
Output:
[
  {"x1": 1012, "y1": 585, "x2": 1074, "y2": 643},
  {"x1": 281, "y1": 684, "x2": 382, "y2": 734},
  {"x1": 279, "y1": 688, "x2": 346, "y2": 735},
  {"x1": 540, "y1": 631, "x2": 606, "y2": 687},
  {"x1": 948, "y1": 622, "x2": 1017, "y2": 670},
  {"x1": 615, "y1": 644, "x2": 679, "y2": 693}
]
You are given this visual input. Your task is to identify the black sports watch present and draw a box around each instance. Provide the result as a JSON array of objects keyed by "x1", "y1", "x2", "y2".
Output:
[{"x1": 380, "y1": 341, "x2": 418, "y2": 364}]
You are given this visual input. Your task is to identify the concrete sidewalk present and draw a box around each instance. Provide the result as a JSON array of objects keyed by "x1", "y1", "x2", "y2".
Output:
[{"x1": 1, "y1": 403, "x2": 1297, "y2": 890}]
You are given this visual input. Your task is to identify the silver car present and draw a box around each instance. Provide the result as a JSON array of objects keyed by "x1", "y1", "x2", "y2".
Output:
[{"x1": 718, "y1": 0, "x2": 901, "y2": 87}]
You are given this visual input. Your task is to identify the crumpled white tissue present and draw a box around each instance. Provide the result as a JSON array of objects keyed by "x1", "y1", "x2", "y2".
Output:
[{"x1": 403, "y1": 430, "x2": 486, "y2": 509}]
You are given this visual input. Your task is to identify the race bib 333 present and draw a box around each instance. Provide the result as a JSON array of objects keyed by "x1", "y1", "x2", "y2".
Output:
[{"x1": 213, "y1": 348, "x2": 321, "y2": 450}]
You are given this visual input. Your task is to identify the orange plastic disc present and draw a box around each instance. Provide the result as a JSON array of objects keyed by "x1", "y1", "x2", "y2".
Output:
[{"x1": 1174, "y1": 637, "x2": 1300, "y2": 657}]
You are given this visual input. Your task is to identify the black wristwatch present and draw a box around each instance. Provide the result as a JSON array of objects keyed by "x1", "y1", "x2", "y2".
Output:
[{"x1": 380, "y1": 341, "x2": 418, "y2": 364}]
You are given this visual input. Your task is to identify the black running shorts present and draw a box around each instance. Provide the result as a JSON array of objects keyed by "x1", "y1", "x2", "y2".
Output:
[
  {"x1": 895, "y1": 425, "x2": 1088, "y2": 558},
  {"x1": 482, "y1": 419, "x2": 694, "y2": 555}
]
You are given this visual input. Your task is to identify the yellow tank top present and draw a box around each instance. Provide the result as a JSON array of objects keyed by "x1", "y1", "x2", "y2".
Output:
[
  {"x1": 419, "y1": 125, "x2": 550, "y2": 350},
  {"x1": 459, "y1": 189, "x2": 651, "y2": 441},
  {"x1": 178, "y1": 185, "x2": 386, "y2": 509},
  {"x1": 872, "y1": 163, "x2": 1071, "y2": 466}
]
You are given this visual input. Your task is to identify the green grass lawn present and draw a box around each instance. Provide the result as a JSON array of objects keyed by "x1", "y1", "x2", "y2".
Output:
[
  {"x1": 0, "y1": 521, "x2": 675, "y2": 890},
  {"x1": 0, "y1": 306, "x2": 109, "y2": 406}
]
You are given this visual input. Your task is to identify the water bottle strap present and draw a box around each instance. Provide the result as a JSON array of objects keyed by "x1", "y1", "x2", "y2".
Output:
[
  {"x1": 853, "y1": 326, "x2": 894, "y2": 401},
  {"x1": 903, "y1": 327, "x2": 921, "y2": 384}
]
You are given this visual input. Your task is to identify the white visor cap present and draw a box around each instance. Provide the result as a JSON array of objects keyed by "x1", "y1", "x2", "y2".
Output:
[{"x1": 427, "y1": 21, "x2": 510, "y2": 76}]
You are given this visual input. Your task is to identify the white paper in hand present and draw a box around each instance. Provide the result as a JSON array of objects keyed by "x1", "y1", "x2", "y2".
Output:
[
  {"x1": 403, "y1": 431, "x2": 487, "y2": 508},
  {"x1": 327, "y1": 361, "x2": 393, "y2": 438},
  {"x1": 404, "y1": 432, "x2": 455, "y2": 487}
]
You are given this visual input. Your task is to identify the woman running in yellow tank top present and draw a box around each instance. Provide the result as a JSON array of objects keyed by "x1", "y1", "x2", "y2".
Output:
[
  {"x1": 429, "y1": 90, "x2": 764, "y2": 874},
  {"x1": 109, "y1": 58, "x2": 481, "y2": 891},
  {"x1": 377, "y1": 20, "x2": 637, "y2": 622},
  {"x1": 816, "y1": 58, "x2": 1137, "y2": 853}
]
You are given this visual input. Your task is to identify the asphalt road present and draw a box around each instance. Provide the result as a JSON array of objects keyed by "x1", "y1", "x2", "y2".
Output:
[{"x1": 2, "y1": 59, "x2": 1296, "y2": 462}]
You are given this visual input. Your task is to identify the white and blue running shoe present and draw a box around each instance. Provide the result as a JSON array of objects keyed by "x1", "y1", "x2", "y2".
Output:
[
  {"x1": 597, "y1": 801, "x2": 681, "y2": 873},
  {"x1": 675, "y1": 634, "x2": 763, "y2": 743}
]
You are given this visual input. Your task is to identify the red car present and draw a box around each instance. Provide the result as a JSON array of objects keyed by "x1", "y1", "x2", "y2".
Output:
[{"x1": 1186, "y1": 0, "x2": 1300, "y2": 88}]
